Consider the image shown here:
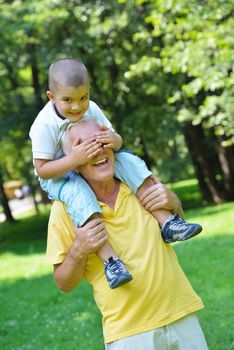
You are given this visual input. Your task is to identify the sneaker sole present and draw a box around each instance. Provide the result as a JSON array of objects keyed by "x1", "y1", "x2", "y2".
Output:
[
  {"x1": 110, "y1": 275, "x2": 133, "y2": 289},
  {"x1": 165, "y1": 225, "x2": 203, "y2": 243}
]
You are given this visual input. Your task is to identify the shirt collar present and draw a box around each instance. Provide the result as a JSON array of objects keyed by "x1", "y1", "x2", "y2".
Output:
[
  {"x1": 99, "y1": 183, "x2": 131, "y2": 218},
  {"x1": 49, "y1": 102, "x2": 71, "y2": 130}
]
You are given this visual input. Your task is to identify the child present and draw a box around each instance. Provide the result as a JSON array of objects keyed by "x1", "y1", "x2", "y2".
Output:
[{"x1": 29, "y1": 58, "x2": 202, "y2": 289}]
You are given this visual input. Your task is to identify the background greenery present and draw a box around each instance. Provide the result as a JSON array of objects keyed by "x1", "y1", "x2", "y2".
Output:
[
  {"x1": 0, "y1": 181, "x2": 233, "y2": 349},
  {"x1": 0, "y1": 0, "x2": 234, "y2": 219},
  {"x1": 0, "y1": 1, "x2": 233, "y2": 349}
]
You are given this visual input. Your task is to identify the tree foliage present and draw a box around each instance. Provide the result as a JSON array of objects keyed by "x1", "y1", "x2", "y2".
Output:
[{"x1": 0, "y1": 0, "x2": 233, "y2": 219}]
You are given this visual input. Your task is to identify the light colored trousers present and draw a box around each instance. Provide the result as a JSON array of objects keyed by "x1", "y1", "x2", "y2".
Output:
[{"x1": 105, "y1": 314, "x2": 208, "y2": 350}]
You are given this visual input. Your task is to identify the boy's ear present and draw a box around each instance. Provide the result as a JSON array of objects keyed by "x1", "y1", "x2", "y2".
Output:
[{"x1": 46, "y1": 90, "x2": 55, "y2": 102}]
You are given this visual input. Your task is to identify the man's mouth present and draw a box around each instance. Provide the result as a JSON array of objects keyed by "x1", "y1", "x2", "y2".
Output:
[{"x1": 93, "y1": 158, "x2": 107, "y2": 167}]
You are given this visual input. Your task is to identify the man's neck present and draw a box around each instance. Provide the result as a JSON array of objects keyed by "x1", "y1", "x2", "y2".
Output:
[{"x1": 90, "y1": 179, "x2": 120, "y2": 210}]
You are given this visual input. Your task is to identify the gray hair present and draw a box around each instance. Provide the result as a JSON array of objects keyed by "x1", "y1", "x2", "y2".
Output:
[{"x1": 62, "y1": 119, "x2": 100, "y2": 155}]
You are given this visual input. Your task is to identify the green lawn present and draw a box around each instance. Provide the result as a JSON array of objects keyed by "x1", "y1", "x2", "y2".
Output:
[{"x1": 0, "y1": 182, "x2": 234, "y2": 350}]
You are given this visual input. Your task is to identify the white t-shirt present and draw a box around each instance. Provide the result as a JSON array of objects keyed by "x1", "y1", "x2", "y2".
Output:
[{"x1": 29, "y1": 100, "x2": 113, "y2": 160}]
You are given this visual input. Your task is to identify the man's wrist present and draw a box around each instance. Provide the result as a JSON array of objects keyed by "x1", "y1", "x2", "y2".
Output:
[
  {"x1": 172, "y1": 195, "x2": 184, "y2": 219},
  {"x1": 69, "y1": 242, "x2": 88, "y2": 263}
]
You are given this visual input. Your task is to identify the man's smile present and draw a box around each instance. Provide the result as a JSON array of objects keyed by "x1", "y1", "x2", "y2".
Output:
[{"x1": 93, "y1": 157, "x2": 108, "y2": 167}]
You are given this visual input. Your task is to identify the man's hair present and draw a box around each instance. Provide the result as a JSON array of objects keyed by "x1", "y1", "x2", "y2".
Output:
[{"x1": 48, "y1": 58, "x2": 89, "y2": 92}]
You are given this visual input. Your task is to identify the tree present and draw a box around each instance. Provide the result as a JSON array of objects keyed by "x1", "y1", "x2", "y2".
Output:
[
  {"x1": 0, "y1": 0, "x2": 233, "y2": 209},
  {"x1": 0, "y1": 169, "x2": 15, "y2": 223},
  {"x1": 123, "y1": 0, "x2": 234, "y2": 201}
]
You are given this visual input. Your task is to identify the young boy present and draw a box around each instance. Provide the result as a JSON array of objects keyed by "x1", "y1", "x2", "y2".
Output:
[{"x1": 29, "y1": 58, "x2": 202, "y2": 289}]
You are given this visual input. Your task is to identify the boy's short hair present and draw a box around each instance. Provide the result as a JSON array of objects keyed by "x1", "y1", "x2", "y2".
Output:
[{"x1": 48, "y1": 58, "x2": 89, "y2": 92}]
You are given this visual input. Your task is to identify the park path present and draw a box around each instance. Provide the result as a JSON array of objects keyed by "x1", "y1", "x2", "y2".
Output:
[{"x1": 0, "y1": 197, "x2": 35, "y2": 223}]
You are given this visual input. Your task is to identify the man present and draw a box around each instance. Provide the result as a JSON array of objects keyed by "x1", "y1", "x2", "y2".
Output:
[{"x1": 46, "y1": 120, "x2": 208, "y2": 349}]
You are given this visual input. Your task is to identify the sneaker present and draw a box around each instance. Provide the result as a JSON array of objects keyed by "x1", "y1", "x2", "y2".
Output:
[
  {"x1": 161, "y1": 214, "x2": 202, "y2": 243},
  {"x1": 104, "y1": 257, "x2": 133, "y2": 289}
]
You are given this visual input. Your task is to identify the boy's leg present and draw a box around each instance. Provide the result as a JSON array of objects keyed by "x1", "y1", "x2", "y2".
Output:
[
  {"x1": 114, "y1": 152, "x2": 152, "y2": 194},
  {"x1": 40, "y1": 175, "x2": 132, "y2": 288},
  {"x1": 137, "y1": 177, "x2": 202, "y2": 242},
  {"x1": 40, "y1": 175, "x2": 101, "y2": 227},
  {"x1": 114, "y1": 152, "x2": 202, "y2": 243}
]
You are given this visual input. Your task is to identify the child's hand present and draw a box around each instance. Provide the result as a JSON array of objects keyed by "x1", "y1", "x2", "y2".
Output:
[
  {"x1": 94, "y1": 125, "x2": 122, "y2": 151},
  {"x1": 70, "y1": 136, "x2": 102, "y2": 166}
]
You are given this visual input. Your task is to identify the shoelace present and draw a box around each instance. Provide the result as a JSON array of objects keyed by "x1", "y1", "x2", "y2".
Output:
[
  {"x1": 171, "y1": 218, "x2": 187, "y2": 228},
  {"x1": 108, "y1": 260, "x2": 123, "y2": 273}
]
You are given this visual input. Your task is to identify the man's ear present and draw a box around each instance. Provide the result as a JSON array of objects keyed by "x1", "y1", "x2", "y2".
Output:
[{"x1": 46, "y1": 90, "x2": 55, "y2": 103}]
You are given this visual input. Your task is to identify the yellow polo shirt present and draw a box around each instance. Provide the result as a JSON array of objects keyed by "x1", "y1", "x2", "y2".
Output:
[{"x1": 46, "y1": 183, "x2": 204, "y2": 343}]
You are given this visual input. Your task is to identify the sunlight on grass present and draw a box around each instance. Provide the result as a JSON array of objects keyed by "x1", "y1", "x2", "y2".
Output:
[
  {"x1": 0, "y1": 252, "x2": 51, "y2": 281},
  {"x1": 186, "y1": 202, "x2": 234, "y2": 238}
]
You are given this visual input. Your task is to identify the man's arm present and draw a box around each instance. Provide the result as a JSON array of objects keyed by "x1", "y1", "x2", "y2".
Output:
[
  {"x1": 137, "y1": 175, "x2": 185, "y2": 219},
  {"x1": 53, "y1": 218, "x2": 108, "y2": 292}
]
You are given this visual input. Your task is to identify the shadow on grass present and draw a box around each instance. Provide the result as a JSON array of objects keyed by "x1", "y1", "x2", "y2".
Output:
[
  {"x1": 0, "y1": 274, "x2": 104, "y2": 350},
  {"x1": 0, "y1": 214, "x2": 49, "y2": 255}
]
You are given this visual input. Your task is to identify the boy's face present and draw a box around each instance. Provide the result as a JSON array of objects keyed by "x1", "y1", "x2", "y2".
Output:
[{"x1": 47, "y1": 84, "x2": 90, "y2": 122}]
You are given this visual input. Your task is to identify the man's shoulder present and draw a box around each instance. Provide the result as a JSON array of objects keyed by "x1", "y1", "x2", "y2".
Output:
[
  {"x1": 49, "y1": 200, "x2": 73, "y2": 227},
  {"x1": 51, "y1": 200, "x2": 68, "y2": 215}
]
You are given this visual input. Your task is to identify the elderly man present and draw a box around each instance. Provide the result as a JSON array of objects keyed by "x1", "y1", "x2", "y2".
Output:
[{"x1": 46, "y1": 120, "x2": 208, "y2": 350}]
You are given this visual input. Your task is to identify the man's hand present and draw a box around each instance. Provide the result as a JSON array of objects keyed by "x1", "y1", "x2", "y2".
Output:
[
  {"x1": 138, "y1": 176, "x2": 184, "y2": 217},
  {"x1": 71, "y1": 217, "x2": 109, "y2": 259},
  {"x1": 94, "y1": 125, "x2": 123, "y2": 151},
  {"x1": 53, "y1": 218, "x2": 108, "y2": 292},
  {"x1": 69, "y1": 136, "x2": 102, "y2": 167}
]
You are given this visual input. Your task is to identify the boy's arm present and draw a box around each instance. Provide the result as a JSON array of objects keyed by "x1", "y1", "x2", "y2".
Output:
[{"x1": 35, "y1": 136, "x2": 102, "y2": 179}]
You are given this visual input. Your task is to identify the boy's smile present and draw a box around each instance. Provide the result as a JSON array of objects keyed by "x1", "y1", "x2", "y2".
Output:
[{"x1": 47, "y1": 84, "x2": 90, "y2": 122}]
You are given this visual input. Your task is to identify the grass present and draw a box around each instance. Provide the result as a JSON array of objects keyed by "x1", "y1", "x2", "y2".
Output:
[
  {"x1": 169, "y1": 178, "x2": 204, "y2": 209},
  {"x1": 0, "y1": 182, "x2": 234, "y2": 350}
]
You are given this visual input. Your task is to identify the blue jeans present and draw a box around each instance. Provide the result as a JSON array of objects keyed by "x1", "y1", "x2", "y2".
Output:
[{"x1": 40, "y1": 152, "x2": 152, "y2": 227}]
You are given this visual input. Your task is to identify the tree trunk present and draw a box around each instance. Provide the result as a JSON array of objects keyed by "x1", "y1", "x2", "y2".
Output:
[
  {"x1": 139, "y1": 135, "x2": 154, "y2": 170},
  {"x1": 29, "y1": 183, "x2": 40, "y2": 215},
  {"x1": 215, "y1": 138, "x2": 234, "y2": 200},
  {"x1": 183, "y1": 122, "x2": 223, "y2": 203},
  {"x1": 27, "y1": 42, "x2": 44, "y2": 110},
  {"x1": 0, "y1": 172, "x2": 15, "y2": 223}
]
